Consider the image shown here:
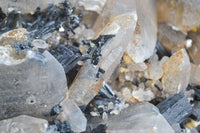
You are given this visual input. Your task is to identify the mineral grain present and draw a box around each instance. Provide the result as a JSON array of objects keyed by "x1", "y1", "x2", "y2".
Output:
[
  {"x1": 0, "y1": 50, "x2": 67, "y2": 120},
  {"x1": 0, "y1": 115, "x2": 48, "y2": 133},
  {"x1": 162, "y1": 48, "x2": 191, "y2": 96}
]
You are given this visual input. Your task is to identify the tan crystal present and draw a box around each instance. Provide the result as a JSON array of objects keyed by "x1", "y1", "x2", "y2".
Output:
[
  {"x1": 69, "y1": 11, "x2": 137, "y2": 106},
  {"x1": 187, "y1": 31, "x2": 200, "y2": 65},
  {"x1": 0, "y1": 28, "x2": 27, "y2": 46},
  {"x1": 162, "y1": 48, "x2": 191, "y2": 96},
  {"x1": 158, "y1": 23, "x2": 186, "y2": 52},
  {"x1": 157, "y1": 0, "x2": 200, "y2": 32},
  {"x1": 190, "y1": 64, "x2": 200, "y2": 86}
]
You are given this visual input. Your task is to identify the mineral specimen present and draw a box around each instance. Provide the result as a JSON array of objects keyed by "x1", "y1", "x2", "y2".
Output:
[
  {"x1": 69, "y1": 11, "x2": 137, "y2": 106},
  {"x1": 0, "y1": 46, "x2": 67, "y2": 119},
  {"x1": 0, "y1": 0, "x2": 64, "y2": 14},
  {"x1": 162, "y1": 48, "x2": 191, "y2": 96},
  {"x1": 187, "y1": 31, "x2": 200, "y2": 65},
  {"x1": 126, "y1": 0, "x2": 157, "y2": 63},
  {"x1": 157, "y1": 0, "x2": 200, "y2": 32},
  {"x1": 157, "y1": 92, "x2": 193, "y2": 125},
  {"x1": 32, "y1": 39, "x2": 49, "y2": 51},
  {"x1": 144, "y1": 55, "x2": 164, "y2": 81},
  {"x1": 0, "y1": 115, "x2": 48, "y2": 133},
  {"x1": 131, "y1": 87, "x2": 155, "y2": 102},
  {"x1": 78, "y1": 0, "x2": 107, "y2": 14},
  {"x1": 93, "y1": 0, "x2": 136, "y2": 34},
  {"x1": 48, "y1": 120, "x2": 73, "y2": 133},
  {"x1": 50, "y1": 44, "x2": 90, "y2": 73},
  {"x1": 24, "y1": 0, "x2": 81, "y2": 39},
  {"x1": 155, "y1": 41, "x2": 171, "y2": 60},
  {"x1": 103, "y1": 102, "x2": 174, "y2": 133},
  {"x1": 158, "y1": 23, "x2": 186, "y2": 52},
  {"x1": 57, "y1": 99, "x2": 87, "y2": 132},
  {"x1": 190, "y1": 64, "x2": 200, "y2": 86},
  {"x1": 0, "y1": 28, "x2": 27, "y2": 45}
]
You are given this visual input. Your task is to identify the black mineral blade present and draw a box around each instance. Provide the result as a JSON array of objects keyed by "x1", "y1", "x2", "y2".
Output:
[
  {"x1": 50, "y1": 44, "x2": 90, "y2": 73},
  {"x1": 157, "y1": 91, "x2": 193, "y2": 125},
  {"x1": 87, "y1": 35, "x2": 115, "y2": 65}
]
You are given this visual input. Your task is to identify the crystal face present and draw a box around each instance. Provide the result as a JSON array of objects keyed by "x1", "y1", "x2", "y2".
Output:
[
  {"x1": 162, "y1": 48, "x2": 191, "y2": 96},
  {"x1": 0, "y1": 49, "x2": 67, "y2": 120}
]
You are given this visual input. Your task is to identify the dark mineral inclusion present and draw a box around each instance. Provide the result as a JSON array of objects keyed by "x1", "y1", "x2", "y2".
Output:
[{"x1": 0, "y1": 0, "x2": 81, "y2": 39}]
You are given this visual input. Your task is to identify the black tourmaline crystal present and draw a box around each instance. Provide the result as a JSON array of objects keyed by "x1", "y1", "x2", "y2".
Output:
[
  {"x1": 0, "y1": 0, "x2": 81, "y2": 39},
  {"x1": 86, "y1": 35, "x2": 115, "y2": 65},
  {"x1": 23, "y1": 0, "x2": 81, "y2": 39},
  {"x1": 157, "y1": 91, "x2": 194, "y2": 125},
  {"x1": 48, "y1": 119, "x2": 73, "y2": 133},
  {"x1": 50, "y1": 44, "x2": 90, "y2": 73}
]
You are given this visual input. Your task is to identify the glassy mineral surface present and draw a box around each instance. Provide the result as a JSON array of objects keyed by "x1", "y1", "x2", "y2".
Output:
[
  {"x1": 0, "y1": 115, "x2": 48, "y2": 133},
  {"x1": 0, "y1": 47, "x2": 67, "y2": 120},
  {"x1": 162, "y1": 48, "x2": 191, "y2": 96},
  {"x1": 103, "y1": 102, "x2": 175, "y2": 133}
]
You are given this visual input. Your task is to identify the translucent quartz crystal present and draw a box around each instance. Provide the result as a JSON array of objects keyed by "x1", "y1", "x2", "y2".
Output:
[
  {"x1": 104, "y1": 102, "x2": 175, "y2": 133},
  {"x1": 132, "y1": 87, "x2": 155, "y2": 102},
  {"x1": 121, "y1": 87, "x2": 137, "y2": 103},
  {"x1": 158, "y1": 23, "x2": 186, "y2": 52},
  {"x1": 57, "y1": 99, "x2": 87, "y2": 132},
  {"x1": 78, "y1": 0, "x2": 107, "y2": 14},
  {"x1": 93, "y1": 0, "x2": 137, "y2": 34},
  {"x1": 157, "y1": 0, "x2": 200, "y2": 32},
  {"x1": 127, "y1": 62, "x2": 147, "y2": 72},
  {"x1": 190, "y1": 64, "x2": 200, "y2": 86},
  {"x1": 162, "y1": 48, "x2": 191, "y2": 96},
  {"x1": 93, "y1": 0, "x2": 157, "y2": 63},
  {"x1": 0, "y1": 49, "x2": 67, "y2": 120},
  {"x1": 144, "y1": 55, "x2": 164, "y2": 81},
  {"x1": 69, "y1": 11, "x2": 137, "y2": 106},
  {"x1": 0, "y1": 0, "x2": 63, "y2": 14},
  {"x1": 126, "y1": 0, "x2": 157, "y2": 63},
  {"x1": 32, "y1": 39, "x2": 49, "y2": 50},
  {"x1": 0, "y1": 115, "x2": 48, "y2": 133}
]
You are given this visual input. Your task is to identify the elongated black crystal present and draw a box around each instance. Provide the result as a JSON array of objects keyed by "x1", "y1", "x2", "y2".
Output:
[{"x1": 157, "y1": 91, "x2": 193, "y2": 125}]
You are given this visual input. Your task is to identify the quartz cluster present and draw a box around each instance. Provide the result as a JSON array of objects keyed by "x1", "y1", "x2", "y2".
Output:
[{"x1": 0, "y1": 0, "x2": 200, "y2": 132}]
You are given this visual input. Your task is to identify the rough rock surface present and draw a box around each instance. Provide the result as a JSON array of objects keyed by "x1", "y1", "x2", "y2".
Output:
[
  {"x1": 0, "y1": 28, "x2": 27, "y2": 46},
  {"x1": 104, "y1": 102, "x2": 175, "y2": 133},
  {"x1": 162, "y1": 48, "x2": 191, "y2": 96},
  {"x1": 0, "y1": 115, "x2": 48, "y2": 133},
  {"x1": 0, "y1": 50, "x2": 67, "y2": 120}
]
